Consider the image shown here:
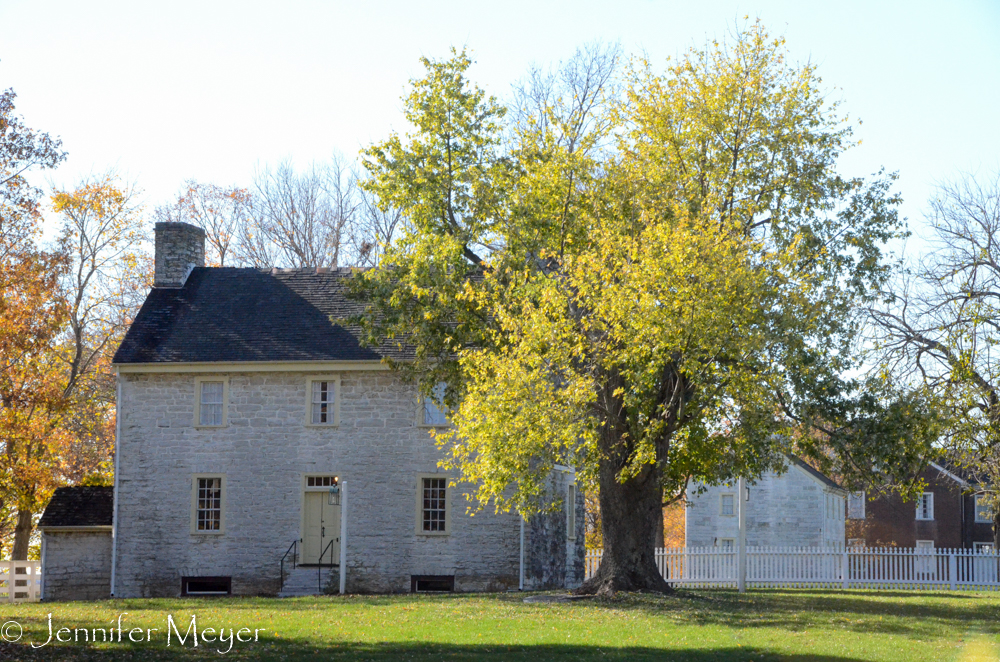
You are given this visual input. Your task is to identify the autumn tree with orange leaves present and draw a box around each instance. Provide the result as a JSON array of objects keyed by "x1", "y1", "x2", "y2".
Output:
[{"x1": 0, "y1": 88, "x2": 71, "y2": 559}]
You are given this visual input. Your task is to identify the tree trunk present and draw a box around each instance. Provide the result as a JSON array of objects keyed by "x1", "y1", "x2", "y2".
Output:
[
  {"x1": 656, "y1": 502, "x2": 665, "y2": 548},
  {"x1": 576, "y1": 371, "x2": 673, "y2": 595},
  {"x1": 11, "y1": 508, "x2": 33, "y2": 560},
  {"x1": 577, "y1": 458, "x2": 671, "y2": 595},
  {"x1": 993, "y1": 510, "x2": 1000, "y2": 550}
]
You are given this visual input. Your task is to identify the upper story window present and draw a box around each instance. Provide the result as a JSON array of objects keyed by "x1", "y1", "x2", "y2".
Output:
[
  {"x1": 195, "y1": 377, "x2": 228, "y2": 427},
  {"x1": 720, "y1": 493, "x2": 735, "y2": 516},
  {"x1": 421, "y1": 382, "x2": 450, "y2": 427},
  {"x1": 975, "y1": 495, "x2": 993, "y2": 523},
  {"x1": 847, "y1": 492, "x2": 866, "y2": 519},
  {"x1": 916, "y1": 492, "x2": 934, "y2": 520},
  {"x1": 312, "y1": 381, "x2": 334, "y2": 424},
  {"x1": 305, "y1": 376, "x2": 340, "y2": 427}
]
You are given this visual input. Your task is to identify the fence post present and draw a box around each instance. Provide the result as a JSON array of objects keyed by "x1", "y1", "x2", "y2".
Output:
[
  {"x1": 737, "y1": 477, "x2": 747, "y2": 593},
  {"x1": 842, "y1": 547, "x2": 849, "y2": 589},
  {"x1": 949, "y1": 550, "x2": 956, "y2": 591}
]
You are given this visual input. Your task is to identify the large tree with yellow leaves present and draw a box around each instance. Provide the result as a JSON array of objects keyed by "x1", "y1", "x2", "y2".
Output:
[{"x1": 356, "y1": 24, "x2": 939, "y2": 593}]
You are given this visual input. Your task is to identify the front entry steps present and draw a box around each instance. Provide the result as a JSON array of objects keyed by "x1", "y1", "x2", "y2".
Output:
[{"x1": 279, "y1": 565, "x2": 338, "y2": 597}]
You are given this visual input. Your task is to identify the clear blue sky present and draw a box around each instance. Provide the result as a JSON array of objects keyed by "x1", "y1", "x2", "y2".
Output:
[{"x1": 1, "y1": 0, "x2": 998, "y2": 244}]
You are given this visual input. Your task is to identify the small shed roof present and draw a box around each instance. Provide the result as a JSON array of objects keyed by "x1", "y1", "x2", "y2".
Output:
[{"x1": 38, "y1": 486, "x2": 114, "y2": 528}]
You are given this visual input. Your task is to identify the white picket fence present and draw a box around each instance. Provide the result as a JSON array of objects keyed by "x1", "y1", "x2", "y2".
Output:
[
  {"x1": 585, "y1": 546, "x2": 1000, "y2": 590},
  {"x1": 0, "y1": 561, "x2": 42, "y2": 602}
]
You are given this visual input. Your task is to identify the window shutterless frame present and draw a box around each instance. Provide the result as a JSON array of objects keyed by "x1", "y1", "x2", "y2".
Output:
[
  {"x1": 720, "y1": 493, "x2": 735, "y2": 516},
  {"x1": 415, "y1": 474, "x2": 451, "y2": 536},
  {"x1": 194, "y1": 377, "x2": 229, "y2": 428},
  {"x1": 190, "y1": 474, "x2": 226, "y2": 534},
  {"x1": 916, "y1": 492, "x2": 934, "y2": 520},
  {"x1": 416, "y1": 382, "x2": 451, "y2": 428},
  {"x1": 975, "y1": 494, "x2": 993, "y2": 523},
  {"x1": 304, "y1": 376, "x2": 341, "y2": 427}
]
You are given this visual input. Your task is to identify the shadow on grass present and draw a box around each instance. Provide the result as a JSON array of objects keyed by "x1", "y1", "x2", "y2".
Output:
[
  {"x1": 576, "y1": 588, "x2": 1000, "y2": 637},
  {"x1": 0, "y1": 640, "x2": 874, "y2": 662}
]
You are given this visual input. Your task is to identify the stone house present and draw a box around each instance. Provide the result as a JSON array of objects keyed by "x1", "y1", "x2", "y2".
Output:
[
  {"x1": 40, "y1": 222, "x2": 584, "y2": 600},
  {"x1": 847, "y1": 462, "x2": 996, "y2": 551},
  {"x1": 685, "y1": 456, "x2": 847, "y2": 548}
]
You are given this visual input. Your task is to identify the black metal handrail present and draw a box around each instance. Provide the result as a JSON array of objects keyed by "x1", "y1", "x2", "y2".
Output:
[
  {"x1": 318, "y1": 538, "x2": 338, "y2": 594},
  {"x1": 279, "y1": 540, "x2": 297, "y2": 593}
]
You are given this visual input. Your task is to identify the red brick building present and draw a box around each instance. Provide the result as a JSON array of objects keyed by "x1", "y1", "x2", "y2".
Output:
[{"x1": 848, "y1": 463, "x2": 995, "y2": 551}]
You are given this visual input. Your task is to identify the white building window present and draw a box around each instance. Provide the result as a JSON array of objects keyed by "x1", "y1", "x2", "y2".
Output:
[
  {"x1": 420, "y1": 382, "x2": 450, "y2": 427},
  {"x1": 190, "y1": 474, "x2": 225, "y2": 534},
  {"x1": 718, "y1": 538, "x2": 735, "y2": 550},
  {"x1": 975, "y1": 542, "x2": 995, "y2": 553},
  {"x1": 305, "y1": 376, "x2": 340, "y2": 426},
  {"x1": 975, "y1": 495, "x2": 993, "y2": 523},
  {"x1": 916, "y1": 492, "x2": 934, "y2": 520},
  {"x1": 720, "y1": 493, "x2": 735, "y2": 516},
  {"x1": 195, "y1": 378, "x2": 228, "y2": 427},
  {"x1": 416, "y1": 475, "x2": 449, "y2": 535},
  {"x1": 847, "y1": 492, "x2": 866, "y2": 519}
]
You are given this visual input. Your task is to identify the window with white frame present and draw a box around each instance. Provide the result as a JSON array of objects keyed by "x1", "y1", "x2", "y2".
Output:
[
  {"x1": 916, "y1": 492, "x2": 934, "y2": 520},
  {"x1": 304, "y1": 377, "x2": 339, "y2": 426},
  {"x1": 567, "y1": 484, "x2": 577, "y2": 540},
  {"x1": 195, "y1": 378, "x2": 227, "y2": 427},
  {"x1": 718, "y1": 538, "x2": 735, "y2": 550},
  {"x1": 975, "y1": 495, "x2": 993, "y2": 523},
  {"x1": 847, "y1": 492, "x2": 866, "y2": 519},
  {"x1": 421, "y1": 382, "x2": 450, "y2": 427},
  {"x1": 975, "y1": 542, "x2": 995, "y2": 553},
  {"x1": 418, "y1": 476, "x2": 448, "y2": 534},
  {"x1": 191, "y1": 475, "x2": 225, "y2": 534},
  {"x1": 311, "y1": 380, "x2": 335, "y2": 425},
  {"x1": 720, "y1": 493, "x2": 735, "y2": 516}
]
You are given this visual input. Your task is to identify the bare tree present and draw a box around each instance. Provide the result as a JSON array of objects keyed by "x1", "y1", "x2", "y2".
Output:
[
  {"x1": 240, "y1": 157, "x2": 358, "y2": 268},
  {"x1": 869, "y1": 169, "x2": 1000, "y2": 545},
  {"x1": 345, "y1": 184, "x2": 405, "y2": 268},
  {"x1": 509, "y1": 41, "x2": 621, "y2": 153},
  {"x1": 154, "y1": 182, "x2": 251, "y2": 266}
]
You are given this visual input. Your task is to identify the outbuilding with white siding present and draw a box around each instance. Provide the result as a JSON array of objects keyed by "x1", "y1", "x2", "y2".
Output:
[{"x1": 685, "y1": 456, "x2": 847, "y2": 549}]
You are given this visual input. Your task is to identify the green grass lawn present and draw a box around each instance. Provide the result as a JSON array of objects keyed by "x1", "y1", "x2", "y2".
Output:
[{"x1": 1, "y1": 589, "x2": 998, "y2": 661}]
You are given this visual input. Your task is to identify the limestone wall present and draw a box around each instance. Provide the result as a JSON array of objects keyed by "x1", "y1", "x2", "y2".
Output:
[
  {"x1": 114, "y1": 370, "x2": 548, "y2": 596},
  {"x1": 42, "y1": 531, "x2": 112, "y2": 601},
  {"x1": 523, "y1": 469, "x2": 586, "y2": 590}
]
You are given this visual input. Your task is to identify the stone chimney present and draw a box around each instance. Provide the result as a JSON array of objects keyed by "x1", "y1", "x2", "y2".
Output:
[{"x1": 154, "y1": 222, "x2": 205, "y2": 288}]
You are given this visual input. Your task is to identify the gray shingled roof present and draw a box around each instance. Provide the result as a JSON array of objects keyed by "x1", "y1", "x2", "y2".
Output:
[
  {"x1": 38, "y1": 486, "x2": 114, "y2": 528},
  {"x1": 113, "y1": 267, "x2": 411, "y2": 364},
  {"x1": 788, "y1": 455, "x2": 844, "y2": 491}
]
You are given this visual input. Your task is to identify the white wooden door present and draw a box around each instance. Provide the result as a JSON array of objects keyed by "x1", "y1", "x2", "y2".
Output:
[{"x1": 302, "y1": 492, "x2": 340, "y2": 564}]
